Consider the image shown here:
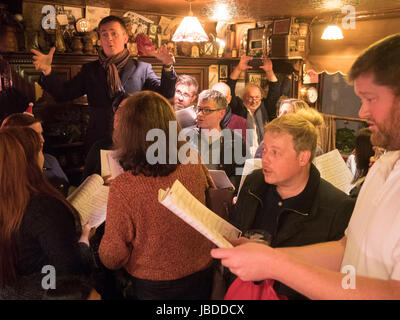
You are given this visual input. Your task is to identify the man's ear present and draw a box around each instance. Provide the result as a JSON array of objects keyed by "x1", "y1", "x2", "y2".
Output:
[
  {"x1": 219, "y1": 109, "x2": 226, "y2": 121},
  {"x1": 123, "y1": 32, "x2": 129, "y2": 45},
  {"x1": 190, "y1": 94, "x2": 198, "y2": 105},
  {"x1": 298, "y1": 150, "x2": 311, "y2": 166}
]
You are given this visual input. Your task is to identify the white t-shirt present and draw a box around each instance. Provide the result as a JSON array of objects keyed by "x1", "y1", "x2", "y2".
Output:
[{"x1": 341, "y1": 150, "x2": 400, "y2": 280}]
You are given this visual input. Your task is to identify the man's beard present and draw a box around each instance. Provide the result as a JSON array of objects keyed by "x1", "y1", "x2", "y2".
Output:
[{"x1": 371, "y1": 97, "x2": 400, "y2": 151}]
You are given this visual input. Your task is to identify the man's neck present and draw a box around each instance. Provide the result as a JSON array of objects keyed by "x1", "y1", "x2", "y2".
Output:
[
  {"x1": 246, "y1": 106, "x2": 260, "y2": 116},
  {"x1": 276, "y1": 165, "x2": 310, "y2": 200}
]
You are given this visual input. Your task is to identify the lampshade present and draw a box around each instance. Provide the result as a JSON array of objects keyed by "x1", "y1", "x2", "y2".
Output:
[
  {"x1": 321, "y1": 25, "x2": 344, "y2": 40},
  {"x1": 172, "y1": 1, "x2": 209, "y2": 42}
]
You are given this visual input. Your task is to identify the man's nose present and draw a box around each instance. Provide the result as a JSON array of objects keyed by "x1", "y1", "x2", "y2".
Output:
[{"x1": 358, "y1": 102, "x2": 369, "y2": 119}]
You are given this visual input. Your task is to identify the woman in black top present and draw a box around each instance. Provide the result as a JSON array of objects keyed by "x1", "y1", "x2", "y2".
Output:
[{"x1": 0, "y1": 127, "x2": 92, "y2": 299}]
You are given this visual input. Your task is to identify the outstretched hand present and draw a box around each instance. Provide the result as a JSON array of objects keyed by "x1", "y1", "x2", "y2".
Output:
[
  {"x1": 31, "y1": 47, "x2": 55, "y2": 76},
  {"x1": 152, "y1": 44, "x2": 175, "y2": 65}
]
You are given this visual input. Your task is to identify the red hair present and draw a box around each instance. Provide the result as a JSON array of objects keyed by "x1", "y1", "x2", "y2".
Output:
[{"x1": 0, "y1": 127, "x2": 81, "y2": 287}]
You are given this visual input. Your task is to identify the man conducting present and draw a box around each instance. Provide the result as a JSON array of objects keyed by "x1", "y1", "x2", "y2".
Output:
[{"x1": 32, "y1": 15, "x2": 177, "y2": 151}]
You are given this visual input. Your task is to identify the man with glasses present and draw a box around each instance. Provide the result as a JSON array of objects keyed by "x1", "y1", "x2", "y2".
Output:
[
  {"x1": 173, "y1": 75, "x2": 199, "y2": 111},
  {"x1": 211, "y1": 82, "x2": 248, "y2": 142},
  {"x1": 228, "y1": 56, "x2": 280, "y2": 156},
  {"x1": 184, "y1": 89, "x2": 250, "y2": 189}
]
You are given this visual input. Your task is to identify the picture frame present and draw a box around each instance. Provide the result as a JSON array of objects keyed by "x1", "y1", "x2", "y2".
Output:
[
  {"x1": 272, "y1": 18, "x2": 292, "y2": 35},
  {"x1": 246, "y1": 72, "x2": 262, "y2": 88},
  {"x1": 235, "y1": 22, "x2": 256, "y2": 51},
  {"x1": 219, "y1": 65, "x2": 228, "y2": 79}
]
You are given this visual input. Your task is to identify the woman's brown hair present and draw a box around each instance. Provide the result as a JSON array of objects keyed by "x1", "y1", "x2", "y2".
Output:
[
  {"x1": 0, "y1": 127, "x2": 81, "y2": 287},
  {"x1": 113, "y1": 90, "x2": 185, "y2": 177},
  {"x1": 1, "y1": 113, "x2": 39, "y2": 128}
]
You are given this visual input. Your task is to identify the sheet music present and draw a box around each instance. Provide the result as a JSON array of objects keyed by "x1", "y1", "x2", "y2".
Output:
[
  {"x1": 100, "y1": 149, "x2": 111, "y2": 177},
  {"x1": 313, "y1": 149, "x2": 354, "y2": 194},
  {"x1": 175, "y1": 106, "x2": 197, "y2": 129},
  {"x1": 159, "y1": 180, "x2": 241, "y2": 248},
  {"x1": 67, "y1": 174, "x2": 109, "y2": 227},
  {"x1": 101, "y1": 150, "x2": 124, "y2": 179}
]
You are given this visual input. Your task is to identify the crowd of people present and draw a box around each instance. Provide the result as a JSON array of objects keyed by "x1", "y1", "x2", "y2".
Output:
[{"x1": 1, "y1": 14, "x2": 399, "y2": 300}]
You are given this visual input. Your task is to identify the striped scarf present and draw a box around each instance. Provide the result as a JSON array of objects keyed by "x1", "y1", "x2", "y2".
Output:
[{"x1": 98, "y1": 48, "x2": 130, "y2": 99}]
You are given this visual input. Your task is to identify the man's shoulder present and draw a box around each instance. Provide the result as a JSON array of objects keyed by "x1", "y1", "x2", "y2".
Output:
[
  {"x1": 244, "y1": 169, "x2": 265, "y2": 187},
  {"x1": 317, "y1": 178, "x2": 355, "y2": 206},
  {"x1": 229, "y1": 113, "x2": 247, "y2": 125},
  {"x1": 83, "y1": 59, "x2": 101, "y2": 69}
]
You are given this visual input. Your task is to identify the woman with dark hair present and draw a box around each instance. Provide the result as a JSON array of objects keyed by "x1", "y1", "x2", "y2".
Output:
[
  {"x1": 0, "y1": 127, "x2": 92, "y2": 299},
  {"x1": 349, "y1": 128, "x2": 374, "y2": 198},
  {"x1": 99, "y1": 91, "x2": 215, "y2": 300},
  {"x1": 1, "y1": 112, "x2": 70, "y2": 196}
]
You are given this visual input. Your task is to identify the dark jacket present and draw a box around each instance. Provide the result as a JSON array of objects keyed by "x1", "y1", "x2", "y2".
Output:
[
  {"x1": 39, "y1": 59, "x2": 177, "y2": 151},
  {"x1": 184, "y1": 127, "x2": 250, "y2": 191},
  {"x1": 221, "y1": 109, "x2": 248, "y2": 142},
  {"x1": 230, "y1": 166, "x2": 355, "y2": 299},
  {"x1": 227, "y1": 78, "x2": 280, "y2": 144},
  {"x1": 43, "y1": 153, "x2": 70, "y2": 197}
]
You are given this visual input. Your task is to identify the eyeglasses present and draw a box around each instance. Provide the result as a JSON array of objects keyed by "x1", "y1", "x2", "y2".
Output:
[
  {"x1": 194, "y1": 106, "x2": 224, "y2": 115},
  {"x1": 175, "y1": 89, "x2": 193, "y2": 100},
  {"x1": 247, "y1": 96, "x2": 261, "y2": 102}
]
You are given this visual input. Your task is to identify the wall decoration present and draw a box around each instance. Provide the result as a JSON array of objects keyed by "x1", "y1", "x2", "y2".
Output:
[
  {"x1": 209, "y1": 64, "x2": 219, "y2": 88},
  {"x1": 123, "y1": 11, "x2": 153, "y2": 39},
  {"x1": 247, "y1": 72, "x2": 262, "y2": 87},
  {"x1": 85, "y1": 6, "x2": 110, "y2": 31},
  {"x1": 235, "y1": 22, "x2": 256, "y2": 54},
  {"x1": 158, "y1": 16, "x2": 173, "y2": 40},
  {"x1": 219, "y1": 64, "x2": 228, "y2": 79}
]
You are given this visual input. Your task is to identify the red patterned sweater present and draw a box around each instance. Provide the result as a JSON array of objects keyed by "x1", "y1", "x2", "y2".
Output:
[{"x1": 99, "y1": 163, "x2": 215, "y2": 281}]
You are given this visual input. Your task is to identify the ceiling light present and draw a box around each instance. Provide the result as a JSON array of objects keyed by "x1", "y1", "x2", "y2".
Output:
[
  {"x1": 172, "y1": 0, "x2": 209, "y2": 42},
  {"x1": 321, "y1": 25, "x2": 344, "y2": 40}
]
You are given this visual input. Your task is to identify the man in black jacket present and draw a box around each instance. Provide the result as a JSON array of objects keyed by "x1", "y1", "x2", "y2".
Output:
[
  {"x1": 229, "y1": 112, "x2": 355, "y2": 299},
  {"x1": 227, "y1": 56, "x2": 280, "y2": 156}
]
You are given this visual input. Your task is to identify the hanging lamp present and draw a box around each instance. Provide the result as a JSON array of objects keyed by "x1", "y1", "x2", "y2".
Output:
[
  {"x1": 321, "y1": 25, "x2": 344, "y2": 40},
  {"x1": 172, "y1": 0, "x2": 209, "y2": 42}
]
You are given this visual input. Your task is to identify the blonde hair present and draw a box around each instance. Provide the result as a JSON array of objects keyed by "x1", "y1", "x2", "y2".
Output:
[
  {"x1": 264, "y1": 112, "x2": 318, "y2": 161},
  {"x1": 278, "y1": 98, "x2": 310, "y2": 116},
  {"x1": 295, "y1": 108, "x2": 324, "y2": 128}
]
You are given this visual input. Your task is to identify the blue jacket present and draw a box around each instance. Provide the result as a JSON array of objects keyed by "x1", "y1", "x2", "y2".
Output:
[{"x1": 39, "y1": 59, "x2": 177, "y2": 150}]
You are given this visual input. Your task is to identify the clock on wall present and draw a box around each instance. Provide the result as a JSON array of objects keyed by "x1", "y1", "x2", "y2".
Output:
[{"x1": 302, "y1": 86, "x2": 318, "y2": 104}]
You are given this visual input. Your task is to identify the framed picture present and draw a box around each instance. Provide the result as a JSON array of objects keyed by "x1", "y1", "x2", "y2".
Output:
[
  {"x1": 246, "y1": 72, "x2": 262, "y2": 87},
  {"x1": 235, "y1": 22, "x2": 256, "y2": 50},
  {"x1": 219, "y1": 65, "x2": 228, "y2": 79},
  {"x1": 273, "y1": 18, "x2": 291, "y2": 35}
]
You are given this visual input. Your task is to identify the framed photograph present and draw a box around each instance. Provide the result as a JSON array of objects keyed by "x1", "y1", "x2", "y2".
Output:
[
  {"x1": 273, "y1": 18, "x2": 291, "y2": 35},
  {"x1": 219, "y1": 65, "x2": 228, "y2": 79},
  {"x1": 246, "y1": 72, "x2": 262, "y2": 87},
  {"x1": 235, "y1": 22, "x2": 256, "y2": 50}
]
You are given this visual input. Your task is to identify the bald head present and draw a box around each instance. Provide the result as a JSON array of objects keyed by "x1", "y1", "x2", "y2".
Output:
[{"x1": 211, "y1": 82, "x2": 232, "y2": 104}]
